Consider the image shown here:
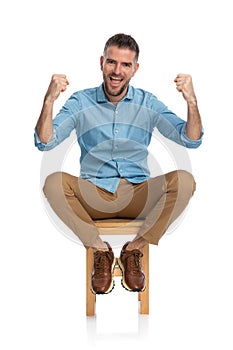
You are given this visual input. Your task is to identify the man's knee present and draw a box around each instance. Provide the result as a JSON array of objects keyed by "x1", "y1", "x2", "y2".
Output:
[
  {"x1": 43, "y1": 172, "x2": 63, "y2": 198},
  {"x1": 178, "y1": 170, "x2": 196, "y2": 195},
  {"x1": 166, "y1": 170, "x2": 196, "y2": 196}
]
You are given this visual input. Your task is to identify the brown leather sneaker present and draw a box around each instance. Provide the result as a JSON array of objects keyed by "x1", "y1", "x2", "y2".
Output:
[
  {"x1": 91, "y1": 242, "x2": 115, "y2": 294},
  {"x1": 119, "y1": 242, "x2": 145, "y2": 292}
]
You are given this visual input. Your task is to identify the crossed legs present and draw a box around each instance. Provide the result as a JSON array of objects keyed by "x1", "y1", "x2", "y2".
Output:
[{"x1": 43, "y1": 170, "x2": 196, "y2": 249}]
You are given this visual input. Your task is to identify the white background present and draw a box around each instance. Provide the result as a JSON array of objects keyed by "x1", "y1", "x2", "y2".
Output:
[{"x1": 1, "y1": 0, "x2": 232, "y2": 349}]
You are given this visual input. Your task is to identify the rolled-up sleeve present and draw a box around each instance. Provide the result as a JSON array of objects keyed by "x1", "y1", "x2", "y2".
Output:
[
  {"x1": 34, "y1": 128, "x2": 59, "y2": 151},
  {"x1": 179, "y1": 123, "x2": 203, "y2": 148}
]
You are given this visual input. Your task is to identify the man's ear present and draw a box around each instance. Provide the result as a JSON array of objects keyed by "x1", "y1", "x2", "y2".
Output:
[
  {"x1": 100, "y1": 56, "x2": 104, "y2": 71},
  {"x1": 132, "y1": 62, "x2": 139, "y2": 77}
]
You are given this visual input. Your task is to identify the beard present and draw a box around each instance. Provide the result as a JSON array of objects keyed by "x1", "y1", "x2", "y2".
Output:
[{"x1": 103, "y1": 73, "x2": 131, "y2": 97}]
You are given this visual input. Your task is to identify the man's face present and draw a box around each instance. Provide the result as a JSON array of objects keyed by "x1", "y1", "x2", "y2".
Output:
[{"x1": 100, "y1": 46, "x2": 139, "y2": 103}]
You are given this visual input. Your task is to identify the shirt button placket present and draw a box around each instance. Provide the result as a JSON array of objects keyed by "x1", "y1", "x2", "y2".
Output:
[{"x1": 113, "y1": 108, "x2": 119, "y2": 156}]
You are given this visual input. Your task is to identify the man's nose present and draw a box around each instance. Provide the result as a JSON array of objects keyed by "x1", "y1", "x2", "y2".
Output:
[{"x1": 113, "y1": 63, "x2": 121, "y2": 75}]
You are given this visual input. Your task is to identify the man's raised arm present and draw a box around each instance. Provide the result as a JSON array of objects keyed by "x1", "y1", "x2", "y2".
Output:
[
  {"x1": 174, "y1": 74, "x2": 203, "y2": 140},
  {"x1": 35, "y1": 74, "x2": 69, "y2": 143}
]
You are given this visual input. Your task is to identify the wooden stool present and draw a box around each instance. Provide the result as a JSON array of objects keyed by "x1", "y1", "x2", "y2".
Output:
[{"x1": 86, "y1": 219, "x2": 149, "y2": 316}]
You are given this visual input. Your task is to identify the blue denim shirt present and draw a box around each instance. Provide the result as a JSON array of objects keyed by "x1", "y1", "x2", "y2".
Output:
[{"x1": 35, "y1": 84, "x2": 203, "y2": 193}]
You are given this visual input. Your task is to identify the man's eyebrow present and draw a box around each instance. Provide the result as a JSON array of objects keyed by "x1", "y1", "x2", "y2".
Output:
[{"x1": 106, "y1": 58, "x2": 132, "y2": 66}]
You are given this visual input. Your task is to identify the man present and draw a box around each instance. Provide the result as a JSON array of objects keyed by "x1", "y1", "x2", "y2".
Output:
[{"x1": 35, "y1": 33, "x2": 203, "y2": 295}]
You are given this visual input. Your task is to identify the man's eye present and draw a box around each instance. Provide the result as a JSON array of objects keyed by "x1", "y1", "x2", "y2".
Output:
[{"x1": 123, "y1": 63, "x2": 131, "y2": 68}]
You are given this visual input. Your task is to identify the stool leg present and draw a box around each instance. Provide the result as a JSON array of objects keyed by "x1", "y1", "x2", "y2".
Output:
[
  {"x1": 139, "y1": 244, "x2": 149, "y2": 314},
  {"x1": 86, "y1": 247, "x2": 96, "y2": 316}
]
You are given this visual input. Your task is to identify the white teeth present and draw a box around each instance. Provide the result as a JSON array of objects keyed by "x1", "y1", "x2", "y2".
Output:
[{"x1": 111, "y1": 77, "x2": 122, "y2": 81}]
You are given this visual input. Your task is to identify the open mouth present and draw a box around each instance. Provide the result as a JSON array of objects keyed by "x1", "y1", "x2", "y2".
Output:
[{"x1": 110, "y1": 76, "x2": 123, "y2": 85}]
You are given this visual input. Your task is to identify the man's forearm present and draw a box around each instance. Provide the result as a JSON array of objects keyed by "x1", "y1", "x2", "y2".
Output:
[
  {"x1": 174, "y1": 74, "x2": 203, "y2": 140},
  {"x1": 186, "y1": 100, "x2": 202, "y2": 140},
  {"x1": 35, "y1": 99, "x2": 54, "y2": 144}
]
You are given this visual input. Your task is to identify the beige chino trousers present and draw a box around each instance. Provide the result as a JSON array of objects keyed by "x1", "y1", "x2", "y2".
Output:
[{"x1": 43, "y1": 170, "x2": 196, "y2": 247}]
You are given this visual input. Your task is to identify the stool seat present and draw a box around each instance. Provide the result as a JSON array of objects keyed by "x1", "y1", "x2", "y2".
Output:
[
  {"x1": 86, "y1": 219, "x2": 149, "y2": 316},
  {"x1": 94, "y1": 218, "x2": 143, "y2": 234}
]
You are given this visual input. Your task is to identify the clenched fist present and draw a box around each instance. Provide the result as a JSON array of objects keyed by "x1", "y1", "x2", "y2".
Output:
[
  {"x1": 45, "y1": 74, "x2": 69, "y2": 103},
  {"x1": 174, "y1": 74, "x2": 196, "y2": 104}
]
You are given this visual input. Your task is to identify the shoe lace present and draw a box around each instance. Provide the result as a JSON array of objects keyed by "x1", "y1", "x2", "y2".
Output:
[
  {"x1": 94, "y1": 251, "x2": 112, "y2": 276},
  {"x1": 125, "y1": 250, "x2": 143, "y2": 275}
]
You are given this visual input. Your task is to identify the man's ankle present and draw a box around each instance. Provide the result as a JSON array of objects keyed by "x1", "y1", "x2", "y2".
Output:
[
  {"x1": 125, "y1": 236, "x2": 147, "y2": 251},
  {"x1": 92, "y1": 238, "x2": 109, "y2": 251}
]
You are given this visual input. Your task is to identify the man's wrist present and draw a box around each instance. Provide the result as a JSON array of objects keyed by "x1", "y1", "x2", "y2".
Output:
[
  {"x1": 187, "y1": 98, "x2": 198, "y2": 107},
  {"x1": 44, "y1": 95, "x2": 56, "y2": 105}
]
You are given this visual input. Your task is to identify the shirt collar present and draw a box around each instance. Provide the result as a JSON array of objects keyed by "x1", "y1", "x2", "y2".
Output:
[{"x1": 97, "y1": 84, "x2": 134, "y2": 103}]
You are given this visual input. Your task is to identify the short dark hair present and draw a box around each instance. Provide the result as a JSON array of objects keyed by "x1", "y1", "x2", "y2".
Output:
[{"x1": 103, "y1": 33, "x2": 139, "y2": 62}]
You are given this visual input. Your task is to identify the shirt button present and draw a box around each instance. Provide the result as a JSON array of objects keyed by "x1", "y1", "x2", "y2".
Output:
[
  {"x1": 115, "y1": 110, "x2": 118, "y2": 115},
  {"x1": 114, "y1": 129, "x2": 119, "y2": 134}
]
